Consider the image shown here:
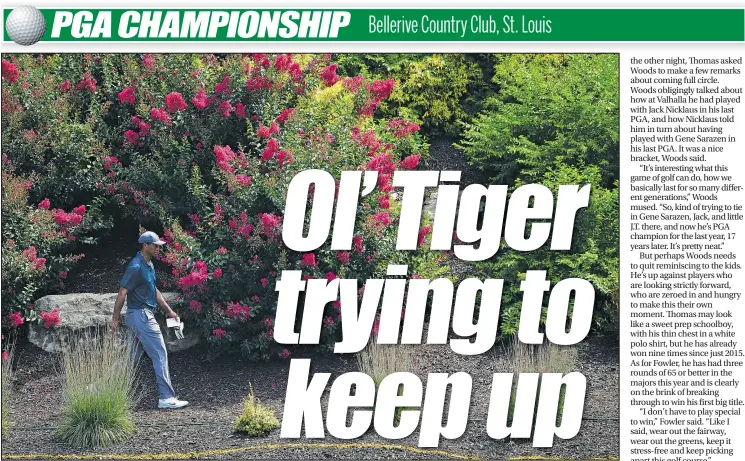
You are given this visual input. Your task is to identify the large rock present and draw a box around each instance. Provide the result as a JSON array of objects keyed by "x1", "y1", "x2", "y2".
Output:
[{"x1": 28, "y1": 292, "x2": 198, "y2": 353}]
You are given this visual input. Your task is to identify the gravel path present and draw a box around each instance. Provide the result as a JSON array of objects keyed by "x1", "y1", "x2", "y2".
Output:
[{"x1": 421, "y1": 138, "x2": 485, "y2": 187}]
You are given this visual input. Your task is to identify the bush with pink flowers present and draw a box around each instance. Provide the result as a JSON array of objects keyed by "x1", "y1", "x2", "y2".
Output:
[
  {"x1": 144, "y1": 54, "x2": 427, "y2": 359},
  {"x1": 1, "y1": 159, "x2": 91, "y2": 328},
  {"x1": 1, "y1": 56, "x2": 112, "y2": 210},
  {"x1": 2, "y1": 53, "x2": 428, "y2": 359}
]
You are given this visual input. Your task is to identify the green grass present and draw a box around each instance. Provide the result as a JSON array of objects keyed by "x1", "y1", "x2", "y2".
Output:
[
  {"x1": 234, "y1": 383, "x2": 280, "y2": 436},
  {"x1": 57, "y1": 331, "x2": 139, "y2": 448},
  {"x1": 2, "y1": 338, "x2": 16, "y2": 434}
]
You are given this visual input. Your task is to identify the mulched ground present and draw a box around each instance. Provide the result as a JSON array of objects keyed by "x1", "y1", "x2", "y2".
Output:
[{"x1": 2, "y1": 139, "x2": 619, "y2": 459}]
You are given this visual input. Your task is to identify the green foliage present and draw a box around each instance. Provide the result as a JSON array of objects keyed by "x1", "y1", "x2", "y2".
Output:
[
  {"x1": 57, "y1": 332, "x2": 138, "y2": 448},
  {"x1": 233, "y1": 383, "x2": 280, "y2": 436},
  {"x1": 407, "y1": 250, "x2": 453, "y2": 281},
  {"x1": 386, "y1": 197, "x2": 453, "y2": 281},
  {"x1": 458, "y1": 54, "x2": 619, "y2": 187},
  {"x1": 459, "y1": 54, "x2": 619, "y2": 335},
  {"x1": 482, "y1": 166, "x2": 620, "y2": 336}
]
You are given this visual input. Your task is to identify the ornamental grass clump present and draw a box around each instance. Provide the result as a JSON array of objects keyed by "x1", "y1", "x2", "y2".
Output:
[
  {"x1": 503, "y1": 334, "x2": 578, "y2": 426},
  {"x1": 57, "y1": 331, "x2": 139, "y2": 448},
  {"x1": 357, "y1": 341, "x2": 416, "y2": 388},
  {"x1": 1, "y1": 338, "x2": 16, "y2": 434},
  {"x1": 234, "y1": 383, "x2": 280, "y2": 436},
  {"x1": 357, "y1": 333, "x2": 417, "y2": 424}
]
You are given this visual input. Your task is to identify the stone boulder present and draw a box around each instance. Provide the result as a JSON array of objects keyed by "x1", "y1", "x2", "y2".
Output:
[{"x1": 28, "y1": 292, "x2": 198, "y2": 353}]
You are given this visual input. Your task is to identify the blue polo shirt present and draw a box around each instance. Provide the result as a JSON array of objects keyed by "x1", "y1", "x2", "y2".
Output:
[{"x1": 120, "y1": 252, "x2": 158, "y2": 310}]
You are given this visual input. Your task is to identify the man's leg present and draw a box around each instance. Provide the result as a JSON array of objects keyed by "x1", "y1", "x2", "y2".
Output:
[
  {"x1": 106, "y1": 312, "x2": 143, "y2": 383},
  {"x1": 134, "y1": 309, "x2": 177, "y2": 400},
  {"x1": 124, "y1": 315, "x2": 145, "y2": 364}
]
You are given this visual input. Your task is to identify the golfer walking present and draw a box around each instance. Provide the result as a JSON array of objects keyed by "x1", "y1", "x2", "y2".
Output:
[{"x1": 110, "y1": 231, "x2": 188, "y2": 409}]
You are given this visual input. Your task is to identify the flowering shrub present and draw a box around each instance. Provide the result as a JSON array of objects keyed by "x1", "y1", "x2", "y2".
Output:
[
  {"x1": 3, "y1": 53, "x2": 427, "y2": 356},
  {"x1": 1, "y1": 55, "x2": 111, "y2": 210},
  {"x1": 2, "y1": 59, "x2": 20, "y2": 83},
  {"x1": 1, "y1": 53, "x2": 427, "y2": 359},
  {"x1": 141, "y1": 54, "x2": 427, "y2": 359},
  {"x1": 39, "y1": 309, "x2": 61, "y2": 328},
  {"x1": 334, "y1": 54, "x2": 485, "y2": 136},
  {"x1": 1, "y1": 160, "x2": 89, "y2": 330}
]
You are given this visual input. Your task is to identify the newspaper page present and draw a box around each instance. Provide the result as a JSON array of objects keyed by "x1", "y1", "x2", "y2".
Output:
[{"x1": 0, "y1": 2, "x2": 742, "y2": 461}]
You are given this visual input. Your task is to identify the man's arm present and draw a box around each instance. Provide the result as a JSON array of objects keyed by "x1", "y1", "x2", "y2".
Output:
[
  {"x1": 110, "y1": 286, "x2": 127, "y2": 331},
  {"x1": 156, "y1": 289, "x2": 178, "y2": 319}
]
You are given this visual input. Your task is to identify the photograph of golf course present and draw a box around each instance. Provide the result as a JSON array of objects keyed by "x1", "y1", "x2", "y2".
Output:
[{"x1": 1, "y1": 53, "x2": 619, "y2": 459}]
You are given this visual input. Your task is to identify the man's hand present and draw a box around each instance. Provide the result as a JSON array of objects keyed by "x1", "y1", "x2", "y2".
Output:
[
  {"x1": 109, "y1": 317, "x2": 119, "y2": 332},
  {"x1": 166, "y1": 309, "x2": 179, "y2": 319}
]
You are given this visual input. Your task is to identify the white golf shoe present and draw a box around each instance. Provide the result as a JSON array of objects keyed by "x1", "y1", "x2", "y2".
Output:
[{"x1": 158, "y1": 397, "x2": 189, "y2": 409}]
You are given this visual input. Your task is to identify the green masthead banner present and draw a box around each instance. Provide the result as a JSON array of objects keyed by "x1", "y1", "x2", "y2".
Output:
[{"x1": 3, "y1": 8, "x2": 744, "y2": 42}]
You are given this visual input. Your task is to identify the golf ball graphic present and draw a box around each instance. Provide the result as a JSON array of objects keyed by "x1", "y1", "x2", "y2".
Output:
[{"x1": 6, "y1": 6, "x2": 46, "y2": 46}]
